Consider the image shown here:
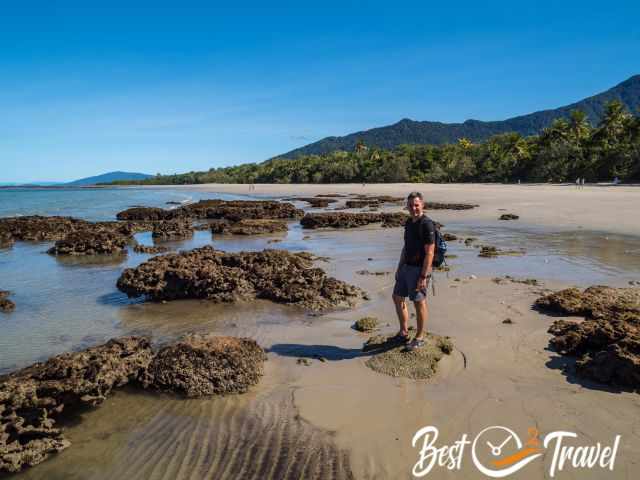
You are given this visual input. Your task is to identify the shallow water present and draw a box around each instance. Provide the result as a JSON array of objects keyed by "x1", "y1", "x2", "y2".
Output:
[{"x1": 2, "y1": 189, "x2": 640, "y2": 479}]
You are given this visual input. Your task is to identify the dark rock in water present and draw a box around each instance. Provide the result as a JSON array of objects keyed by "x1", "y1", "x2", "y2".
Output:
[
  {"x1": 425, "y1": 202, "x2": 478, "y2": 210},
  {"x1": 116, "y1": 207, "x2": 170, "y2": 221},
  {"x1": 165, "y1": 201, "x2": 181, "y2": 205},
  {"x1": 0, "y1": 216, "x2": 158, "y2": 246},
  {"x1": 363, "y1": 333, "x2": 453, "y2": 379},
  {"x1": 345, "y1": 199, "x2": 380, "y2": 209},
  {"x1": 133, "y1": 244, "x2": 169, "y2": 254},
  {"x1": 353, "y1": 317, "x2": 378, "y2": 332},
  {"x1": 442, "y1": 233, "x2": 458, "y2": 241},
  {"x1": 0, "y1": 216, "x2": 92, "y2": 241},
  {"x1": 210, "y1": 219, "x2": 287, "y2": 235},
  {"x1": 464, "y1": 237, "x2": 477, "y2": 246},
  {"x1": 0, "y1": 291, "x2": 15, "y2": 313},
  {"x1": 0, "y1": 227, "x2": 13, "y2": 247},
  {"x1": 142, "y1": 334, "x2": 266, "y2": 397},
  {"x1": 47, "y1": 230, "x2": 129, "y2": 256},
  {"x1": 478, "y1": 245, "x2": 524, "y2": 258},
  {"x1": 316, "y1": 193, "x2": 348, "y2": 198},
  {"x1": 151, "y1": 220, "x2": 194, "y2": 239},
  {"x1": 300, "y1": 212, "x2": 408, "y2": 229},
  {"x1": 536, "y1": 286, "x2": 640, "y2": 389},
  {"x1": 182, "y1": 199, "x2": 304, "y2": 221},
  {"x1": 355, "y1": 270, "x2": 390, "y2": 276},
  {"x1": 116, "y1": 200, "x2": 303, "y2": 222},
  {"x1": 499, "y1": 213, "x2": 519, "y2": 220},
  {"x1": 535, "y1": 286, "x2": 640, "y2": 321},
  {"x1": 283, "y1": 197, "x2": 336, "y2": 208},
  {"x1": 116, "y1": 246, "x2": 365, "y2": 311},
  {"x1": 502, "y1": 318, "x2": 514, "y2": 324},
  {"x1": 0, "y1": 337, "x2": 153, "y2": 473}
]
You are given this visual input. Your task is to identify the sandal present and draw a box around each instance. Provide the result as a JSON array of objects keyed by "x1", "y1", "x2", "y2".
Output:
[
  {"x1": 390, "y1": 332, "x2": 410, "y2": 344},
  {"x1": 404, "y1": 338, "x2": 425, "y2": 352}
]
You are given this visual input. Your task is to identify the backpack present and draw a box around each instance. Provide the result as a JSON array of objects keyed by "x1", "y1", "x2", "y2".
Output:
[{"x1": 420, "y1": 216, "x2": 447, "y2": 268}]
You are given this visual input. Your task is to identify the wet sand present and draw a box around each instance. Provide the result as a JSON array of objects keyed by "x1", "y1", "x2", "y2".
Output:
[{"x1": 5, "y1": 185, "x2": 640, "y2": 479}]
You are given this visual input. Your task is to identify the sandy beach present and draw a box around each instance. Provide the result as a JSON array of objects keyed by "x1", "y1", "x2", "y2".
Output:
[
  {"x1": 4, "y1": 183, "x2": 640, "y2": 479},
  {"x1": 159, "y1": 182, "x2": 640, "y2": 237}
]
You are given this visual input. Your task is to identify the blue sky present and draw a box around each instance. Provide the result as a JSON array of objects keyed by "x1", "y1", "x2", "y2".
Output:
[{"x1": 2, "y1": 1, "x2": 639, "y2": 182}]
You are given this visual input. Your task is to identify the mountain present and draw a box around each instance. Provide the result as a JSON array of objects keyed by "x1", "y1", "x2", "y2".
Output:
[
  {"x1": 66, "y1": 171, "x2": 153, "y2": 186},
  {"x1": 277, "y1": 74, "x2": 640, "y2": 158}
]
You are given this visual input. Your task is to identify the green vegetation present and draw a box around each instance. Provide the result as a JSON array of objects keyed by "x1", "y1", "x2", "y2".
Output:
[
  {"x1": 279, "y1": 74, "x2": 640, "y2": 157},
  {"x1": 110, "y1": 101, "x2": 640, "y2": 185}
]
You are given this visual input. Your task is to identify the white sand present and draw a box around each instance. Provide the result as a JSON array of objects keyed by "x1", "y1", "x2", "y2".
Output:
[{"x1": 159, "y1": 182, "x2": 640, "y2": 237}]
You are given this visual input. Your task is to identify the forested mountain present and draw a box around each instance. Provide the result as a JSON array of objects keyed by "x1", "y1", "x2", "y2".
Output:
[
  {"x1": 111, "y1": 99, "x2": 640, "y2": 185},
  {"x1": 67, "y1": 171, "x2": 152, "y2": 185},
  {"x1": 278, "y1": 75, "x2": 640, "y2": 158}
]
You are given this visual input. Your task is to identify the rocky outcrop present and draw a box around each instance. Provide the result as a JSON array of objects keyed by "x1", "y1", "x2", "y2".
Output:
[
  {"x1": 0, "y1": 291, "x2": 15, "y2": 313},
  {"x1": 283, "y1": 197, "x2": 336, "y2": 208},
  {"x1": 363, "y1": 333, "x2": 454, "y2": 379},
  {"x1": 345, "y1": 199, "x2": 380, "y2": 208},
  {"x1": 0, "y1": 226, "x2": 13, "y2": 247},
  {"x1": 116, "y1": 207, "x2": 170, "y2": 221},
  {"x1": 151, "y1": 220, "x2": 194, "y2": 239},
  {"x1": 0, "y1": 333, "x2": 268, "y2": 473},
  {"x1": 536, "y1": 286, "x2": 640, "y2": 321},
  {"x1": 536, "y1": 286, "x2": 640, "y2": 389},
  {"x1": 133, "y1": 244, "x2": 169, "y2": 254},
  {"x1": 0, "y1": 217, "x2": 161, "y2": 248},
  {"x1": 478, "y1": 245, "x2": 525, "y2": 257},
  {"x1": 0, "y1": 216, "x2": 92, "y2": 241},
  {"x1": 47, "y1": 230, "x2": 129, "y2": 256},
  {"x1": 353, "y1": 317, "x2": 378, "y2": 332},
  {"x1": 116, "y1": 200, "x2": 303, "y2": 222},
  {"x1": 499, "y1": 213, "x2": 519, "y2": 220},
  {"x1": 300, "y1": 212, "x2": 408, "y2": 229},
  {"x1": 425, "y1": 202, "x2": 477, "y2": 210},
  {"x1": 117, "y1": 246, "x2": 365, "y2": 311},
  {"x1": 143, "y1": 334, "x2": 266, "y2": 397},
  {"x1": 0, "y1": 337, "x2": 153, "y2": 473},
  {"x1": 210, "y1": 219, "x2": 288, "y2": 235}
]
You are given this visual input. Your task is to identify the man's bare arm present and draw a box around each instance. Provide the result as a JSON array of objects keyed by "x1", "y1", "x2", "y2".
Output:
[{"x1": 420, "y1": 243, "x2": 435, "y2": 278}]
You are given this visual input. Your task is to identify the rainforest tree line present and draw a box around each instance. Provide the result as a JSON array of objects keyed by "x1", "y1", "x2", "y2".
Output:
[{"x1": 111, "y1": 101, "x2": 640, "y2": 185}]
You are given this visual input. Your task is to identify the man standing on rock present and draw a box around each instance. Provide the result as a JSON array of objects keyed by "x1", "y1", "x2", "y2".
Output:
[{"x1": 392, "y1": 191, "x2": 436, "y2": 351}]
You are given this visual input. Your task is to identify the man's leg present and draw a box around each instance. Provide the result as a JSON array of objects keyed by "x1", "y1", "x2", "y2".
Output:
[
  {"x1": 414, "y1": 299, "x2": 428, "y2": 339},
  {"x1": 393, "y1": 295, "x2": 409, "y2": 336}
]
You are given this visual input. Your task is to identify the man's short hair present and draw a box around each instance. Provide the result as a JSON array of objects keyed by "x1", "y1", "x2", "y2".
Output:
[{"x1": 407, "y1": 191, "x2": 423, "y2": 202}]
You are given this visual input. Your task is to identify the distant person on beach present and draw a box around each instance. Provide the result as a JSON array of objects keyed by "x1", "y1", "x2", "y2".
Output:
[
  {"x1": 392, "y1": 191, "x2": 435, "y2": 351},
  {"x1": 575, "y1": 178, "x2": 580, "y2": 189}
]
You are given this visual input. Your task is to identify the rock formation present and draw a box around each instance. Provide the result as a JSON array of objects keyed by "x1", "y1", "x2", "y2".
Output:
[
  {"x1": 536, "y1": 286, "x2": 640, "y2": 389},
  {"x1": 143, "y1": 334, "x2": 266, "y2": 397},
  {"x1": 117, "y1": 246, "x2": 365, "y2": 311},
  {"x1": 1, "y1": 333, "x2": 267, "y2": 473},
  {"x1": 0, "y1": 291, "x2": 15, "y2": 313},
  {"x1": 300, "y1": 212, "x2": 408, "y2": 229},
  {"x1": 210, "y1": 219, "x2": 288, "y2": 235},
  {"x1": 0, "y1": 337, "x2": 153, "y2": 473},
  {"x1": 47, "y1": 230, "x2": 129, "y2": 255},
  {"x1": 151, "y1": 220, "x2": 194, "y2": 239}
]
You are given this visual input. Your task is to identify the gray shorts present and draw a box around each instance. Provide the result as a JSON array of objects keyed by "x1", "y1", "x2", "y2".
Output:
[{"x1": 393, "y1": 264, "x2": 429, "y2": 302}]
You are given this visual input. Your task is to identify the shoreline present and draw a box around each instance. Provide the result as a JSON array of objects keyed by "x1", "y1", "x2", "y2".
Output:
[{"x1": 134, "y1": 182, "x2": 640, "y2": 237}]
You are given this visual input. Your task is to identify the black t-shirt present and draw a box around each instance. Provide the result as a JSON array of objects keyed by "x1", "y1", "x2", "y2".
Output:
[{"x1": 404, "y1": 215, "x2": 436, "y2": 266}]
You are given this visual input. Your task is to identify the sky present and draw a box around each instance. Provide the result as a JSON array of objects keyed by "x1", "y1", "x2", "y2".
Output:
[{"x1": 1, "y1": 1, "x2": 639, "y2": 183}]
